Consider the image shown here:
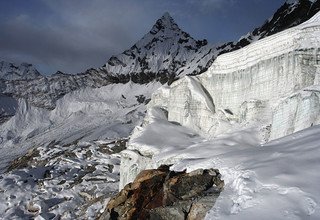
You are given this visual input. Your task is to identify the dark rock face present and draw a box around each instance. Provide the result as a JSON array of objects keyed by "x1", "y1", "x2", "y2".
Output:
[{"x1": 105, "y1": 165, "x2": 224, "y2": 220}]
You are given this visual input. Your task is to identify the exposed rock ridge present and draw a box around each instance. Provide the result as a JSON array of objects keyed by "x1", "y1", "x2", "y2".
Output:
[{"x1": 217, "y1": 0, "x2": 320, "y2": 54}]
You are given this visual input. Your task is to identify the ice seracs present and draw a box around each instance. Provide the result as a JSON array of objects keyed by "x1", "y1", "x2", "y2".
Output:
[{"x1": 147, "y1": 11, "x2": 320, "y2": 142}]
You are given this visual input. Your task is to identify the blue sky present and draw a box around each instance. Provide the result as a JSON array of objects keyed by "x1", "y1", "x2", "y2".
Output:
[{"x1": 0, "y1": 0, "x2": 285, "y2": 74}]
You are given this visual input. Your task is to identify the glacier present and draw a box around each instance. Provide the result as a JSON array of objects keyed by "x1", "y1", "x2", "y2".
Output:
[
  {"x1": 115, "y1": 9, "x2": 320, "y2": 220},
  {"x1": 148, "y1": 12, "x2": 320, "y2": 142},
  {"x1": 119, "y1": 11, "x2": 320, "y2": 205}
]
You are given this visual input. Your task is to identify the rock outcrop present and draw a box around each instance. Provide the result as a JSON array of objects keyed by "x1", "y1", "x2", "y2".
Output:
[{"x1": 105, "y1": 165, "x2": 223, "y2": 220}]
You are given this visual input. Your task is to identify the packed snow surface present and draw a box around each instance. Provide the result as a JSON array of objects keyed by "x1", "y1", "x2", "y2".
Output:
[{"x1": 128, "y1": 108, "x2": 320, "y2": 219}]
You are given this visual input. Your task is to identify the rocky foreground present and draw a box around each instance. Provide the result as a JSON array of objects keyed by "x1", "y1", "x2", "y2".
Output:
[{"x1": 0, "y1": 139, "x2": 127, "y2": 219}]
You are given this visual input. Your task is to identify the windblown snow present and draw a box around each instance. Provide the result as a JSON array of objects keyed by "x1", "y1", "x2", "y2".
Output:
[{"x1": 126, "y1": 107, "x2": 320, "y2": 219}]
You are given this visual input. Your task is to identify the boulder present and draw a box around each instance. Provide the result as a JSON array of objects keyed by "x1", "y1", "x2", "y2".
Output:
[{"x1": 105, "y1": 165, "x2": 223, "y2": 220}]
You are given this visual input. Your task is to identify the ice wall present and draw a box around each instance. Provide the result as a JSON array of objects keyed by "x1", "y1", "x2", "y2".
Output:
[
  {"x1": 270, "y1": 88, "x2": 320, "y2": 139},
  {"x1": 119, "y1": 150, "x2": 153, "y2": 190},
  {"x1": 149, "y1": 17, "x2": 320, "y2": 140}
]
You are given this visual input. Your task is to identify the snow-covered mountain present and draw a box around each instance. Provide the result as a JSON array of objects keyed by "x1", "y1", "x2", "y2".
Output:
[
  {"x1": 1, "y1": 1, "x2": 320, "y2": 219},
  {"x1": 2, "y1": 68, "x2": 110, "y2": 109},
  {"x1": 0, "y1": 61, "x2": 41, "y2": 80},
  {"x1": 0, "y1": 13, "x2": 212, "y2": 110},
  {"x1": 1, "y1": 0, "x2": 319, "y2": 111},
  {"x1": 102, "y1": 12, "x2": 212, "y2": 83}
]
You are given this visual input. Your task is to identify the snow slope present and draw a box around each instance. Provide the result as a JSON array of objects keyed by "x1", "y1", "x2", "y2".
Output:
[
  {"x1": 0, "y1": 81, "x2": 161, "y2": 173},
  {"x1": 126, "y1": 108, "x2": 320, "y2": 219},
  {"x1": 0, "y1": 139, "x2": 122, "y2": 219}
]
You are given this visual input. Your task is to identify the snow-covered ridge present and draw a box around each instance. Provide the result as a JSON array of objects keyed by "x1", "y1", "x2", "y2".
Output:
[
  {"x1": 208, "y1": 25, "x2": 320, "y2": 73},
  {"x1": 102, "y1": 12, "x2": 212, "y2": 81},
  {"x1": 2, "y1": 68, "x2": 110, "y2": 109},
  {"x1": 228, "y1": 0, "x2": 320, "y2": 50},
  {"x1": 0, "y1": 81, "x2": 161, "y2": 172},
  {"x1": 0, "y1": 61, "x2": 41, "y2": 80}
]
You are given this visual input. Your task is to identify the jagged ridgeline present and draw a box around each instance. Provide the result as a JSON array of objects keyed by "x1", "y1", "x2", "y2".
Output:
[{"x1": 0, "y1": 0, "x2": 319, "y2": 110}]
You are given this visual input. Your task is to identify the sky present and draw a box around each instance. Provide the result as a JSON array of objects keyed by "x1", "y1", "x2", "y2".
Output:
[{"x1": 0, "y1": 0, "x2": 286, "y2": 75}]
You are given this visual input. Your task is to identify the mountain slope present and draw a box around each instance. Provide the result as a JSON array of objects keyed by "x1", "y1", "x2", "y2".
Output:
[
  {"x1": 102, "y1": 12, "x2": 211, "y2": 84},
  {"x1": 0, "y1": 81, "x2": 161, "y2": 172},
  {"x1": 217, "y1": 0, "x2": 320, "y2": 53},
  {"x1": 2, "y1": 68, "x2": 110, "y2": 109},
  {"x1": 0, "y1": 61, "x2": 41, "y2": 80}
]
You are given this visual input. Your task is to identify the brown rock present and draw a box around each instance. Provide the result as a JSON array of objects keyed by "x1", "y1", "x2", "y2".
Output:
[{"x1": 105, "y1": 165, "x2": 224, "y2": 220}]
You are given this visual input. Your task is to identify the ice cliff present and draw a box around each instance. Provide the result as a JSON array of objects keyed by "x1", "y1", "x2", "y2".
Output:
[
  {"x1": 120, "y1": 12, "x2": 320, "y2": 189},
  {"x1": 151, "y1": 12, "x2": 320, "y2": 141}
]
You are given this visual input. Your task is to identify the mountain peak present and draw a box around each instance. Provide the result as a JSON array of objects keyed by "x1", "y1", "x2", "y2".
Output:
[
  {"x1": 149, "y1": 12, "x2": 179, "y2": 35},
  {"x1": 161, "y1": 12, "x2": 174, "y2": 22}
]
